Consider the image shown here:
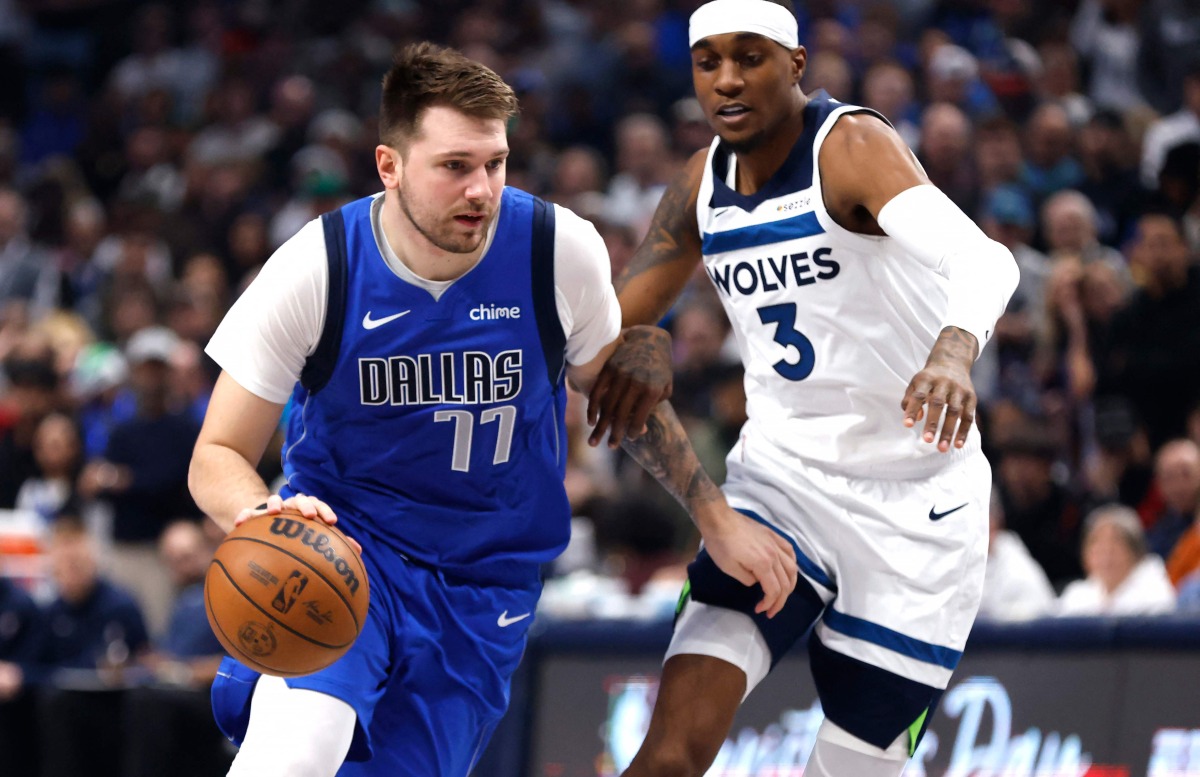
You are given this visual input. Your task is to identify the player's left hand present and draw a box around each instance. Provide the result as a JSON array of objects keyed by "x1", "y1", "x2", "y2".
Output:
[
  {"x1": 586, "y1": 325, "x2": 673, "y2": 448},
  {"x1": 235, "y1": 493, "x2": 362, "y2": 555},
  {"x1": 902, "y1": 352, "x2": 977, "y2": 453}
]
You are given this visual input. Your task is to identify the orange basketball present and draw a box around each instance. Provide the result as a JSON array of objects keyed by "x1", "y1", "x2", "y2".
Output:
[{"x1": 204, "y1": 509, "x2": 370, "y2": 677}]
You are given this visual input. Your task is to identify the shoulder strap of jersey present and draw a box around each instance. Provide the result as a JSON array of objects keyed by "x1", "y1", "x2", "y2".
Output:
[
  {"x1": 530, "y1": 197, "x2": 565, "y2": 387},
  {"x1": 299, "y1": 209, "x2": 348, "y2": 394}
]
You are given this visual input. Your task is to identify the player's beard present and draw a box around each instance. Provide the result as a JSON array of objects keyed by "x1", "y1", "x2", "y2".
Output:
[{"x1": 397, "y1": 179, "x2": 491, "y2": 255}]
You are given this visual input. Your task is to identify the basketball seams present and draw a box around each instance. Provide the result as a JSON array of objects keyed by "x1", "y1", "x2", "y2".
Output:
[
  {"x1": 205, "y1": 568, "x2": 298, "y2": 677},
  {"x1": 225, "y1": 534, "x2": 364, "y2": 632},
  {"x1": 209, "y1": 557, "x2": 353, "y2": 650}
]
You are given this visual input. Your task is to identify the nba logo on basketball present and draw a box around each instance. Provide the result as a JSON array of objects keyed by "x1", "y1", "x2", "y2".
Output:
[{"x1": 272, "y1": 570, "x2": 309, "y2": 614}]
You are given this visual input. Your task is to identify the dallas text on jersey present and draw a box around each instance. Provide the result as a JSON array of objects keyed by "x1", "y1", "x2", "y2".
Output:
[{"x1": 357, "y1": 350, "x2": 523, "y2": 406}]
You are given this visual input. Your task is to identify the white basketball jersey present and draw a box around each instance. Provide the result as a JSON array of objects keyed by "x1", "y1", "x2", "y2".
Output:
[{"x1": 696, "y1": 93, "x2": 981, "y2": 478}]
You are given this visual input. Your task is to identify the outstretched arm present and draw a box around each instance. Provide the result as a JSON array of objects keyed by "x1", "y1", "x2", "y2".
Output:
[
  {"x1": 570, "y1": 344, "x2": 798, "y2": 618},
  {"x1": 821, "y1": 114, "x2": 1018, "y2": 451},
  {"x1": 587, "y1": 150, "x2": 708, "y2": 447}
]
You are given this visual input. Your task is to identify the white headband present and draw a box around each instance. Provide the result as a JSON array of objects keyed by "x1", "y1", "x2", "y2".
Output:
[{"x1": 688, "y1": 0, "x2": 799, "y2": 50}]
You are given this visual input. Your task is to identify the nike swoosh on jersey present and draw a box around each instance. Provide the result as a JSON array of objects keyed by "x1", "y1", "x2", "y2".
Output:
[
  {"x1": 497, "y1": 610, "x2": 531, "y2": 628},
  {"x1": 929, "y1": 503, "x2": 969, "y2": 521},
  {"x1": 362, "y1": 310, "x2": 410, "y2": 330}
]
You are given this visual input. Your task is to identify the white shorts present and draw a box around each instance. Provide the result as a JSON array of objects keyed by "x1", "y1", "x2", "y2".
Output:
[{"x1": 668, "y1": 434, "x2": 992, "y2": 695}]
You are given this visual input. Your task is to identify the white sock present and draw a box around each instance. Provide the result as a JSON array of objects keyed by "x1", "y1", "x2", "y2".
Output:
[
  {"x1": 227, "y1": 676, "x2": 357, "y2": 777},
  {"x1": 804, "y1": 719, "x2": 909, "y2": 777}
]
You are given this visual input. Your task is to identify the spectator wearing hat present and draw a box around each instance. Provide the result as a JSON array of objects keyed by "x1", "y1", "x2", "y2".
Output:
[
  {"x1": 77, "y1": 325, "x2": 200, "y2": 635},
  {"x1": 1058, "y1": 504, "x2": 1176, "y2": 616}
]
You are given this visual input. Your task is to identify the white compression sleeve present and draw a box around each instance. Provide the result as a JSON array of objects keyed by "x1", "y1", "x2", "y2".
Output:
[
  {"x1": 227, "y1": 676, "x2": 357, "y2": 777},
  {"x1": 875, "y1": 184, "x2": 1019, "y2": 354},
  {"x1": 804, "y1": 719, "x2": 909, "y2": 777}
]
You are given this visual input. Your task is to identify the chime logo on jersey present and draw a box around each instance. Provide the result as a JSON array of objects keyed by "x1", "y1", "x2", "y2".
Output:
[
  {"x1": 357, "y1": 349, "x2": 523, "y2": 406},
  {"x1": 708, "y1": 247, "x2": 841, "y2": 298}
]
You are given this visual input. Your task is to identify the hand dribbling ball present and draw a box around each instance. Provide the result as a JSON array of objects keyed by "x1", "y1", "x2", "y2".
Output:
[{"x1": 205, "y1": 509, "x2": 370, "y2": 677}]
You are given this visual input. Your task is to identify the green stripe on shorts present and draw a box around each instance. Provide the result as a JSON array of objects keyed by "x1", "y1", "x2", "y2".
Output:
[
  {"x1": 675, "y1": 578, "x2": 692, "y2": 616},
  {"x1": 907, "y1": 707, "x2": 929, "y2": 757}
]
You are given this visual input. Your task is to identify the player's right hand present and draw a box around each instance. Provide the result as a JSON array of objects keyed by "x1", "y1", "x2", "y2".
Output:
[
  {"x1": 700, "y1": 507, "x2": 798, "y2": 618},
  {"x1": 235, "y1": 493, "x2": 362, "y2": 555},
  {"x1": 586, "y1": 325, "x2": 674, "y2": 448}
]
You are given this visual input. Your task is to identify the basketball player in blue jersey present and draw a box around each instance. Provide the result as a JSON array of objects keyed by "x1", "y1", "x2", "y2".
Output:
[
  {"x1": 586, "y1": 1, "x2": 1021, "y2": 775},
  {"x1": 188, "y1": 42, "x2": 797, "y2": 777}
]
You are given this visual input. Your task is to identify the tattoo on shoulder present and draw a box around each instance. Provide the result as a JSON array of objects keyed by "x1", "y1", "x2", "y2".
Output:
[{"x1": 615, "y1": 164, "x2": 702, "y2": 292}]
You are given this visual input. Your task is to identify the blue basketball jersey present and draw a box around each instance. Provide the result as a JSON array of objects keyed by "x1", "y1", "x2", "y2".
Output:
[{"x1": 280, "y1": 188, "x2": 569, "y2": 587}]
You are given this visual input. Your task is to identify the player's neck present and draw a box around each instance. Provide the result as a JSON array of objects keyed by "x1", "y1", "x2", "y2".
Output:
[
  {"x1": 732, "y1": 102, "x2": 806, "y2": 194},
  {"x1": 379, "y1": 196, "x2": 486, "y2": 282}
]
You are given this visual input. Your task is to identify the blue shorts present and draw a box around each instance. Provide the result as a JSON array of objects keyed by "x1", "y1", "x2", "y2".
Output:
[{"x1": 211, "y1": 547, "x2": 540, "y2": 775}]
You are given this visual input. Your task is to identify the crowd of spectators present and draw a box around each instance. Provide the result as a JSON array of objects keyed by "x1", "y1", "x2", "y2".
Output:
[{"x1": 0, "y1": 0, "x2": 1199, "y2": 771}]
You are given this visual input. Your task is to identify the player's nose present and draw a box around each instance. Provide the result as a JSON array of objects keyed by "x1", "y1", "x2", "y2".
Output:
[{"x1": 464, "y1": 166, "x2": 493, "y2": 201}]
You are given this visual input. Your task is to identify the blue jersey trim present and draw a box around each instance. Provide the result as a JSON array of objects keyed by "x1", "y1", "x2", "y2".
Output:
[
  {"x1": 734, "y1": 508, "x2": 836, "y2": 592},
  {"x1": 300, "y1": 209, "x2": 349, "y2": 393},
  {"x1": 702, "y1": 211, "x2": 826, "y2": 254},
  {"x1": 822, "y1": 608, "x2": 962, "y2": 670}
]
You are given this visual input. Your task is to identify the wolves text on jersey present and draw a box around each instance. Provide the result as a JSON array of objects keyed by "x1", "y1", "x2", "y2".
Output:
[
  {"x1": 358, "y1": 350, "x2": 523, "y2": 406},
  {"x1": 708, "y1": 247, "x2": 840, "y2": 298}
]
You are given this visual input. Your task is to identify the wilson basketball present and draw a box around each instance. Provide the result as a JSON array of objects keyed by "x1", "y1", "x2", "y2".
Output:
[{"x1": 205, "y1": 509, "x2": 370, "y2": 677}]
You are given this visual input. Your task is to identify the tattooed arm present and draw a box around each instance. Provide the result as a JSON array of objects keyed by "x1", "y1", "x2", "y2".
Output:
[
  {"x1": 586, "y1": 150, "x2": 708, "y2": 447},
  {"x1": 900, "y1": 327, "x2": 980, "y2": 452},
  {"x1": 621, "y1": 402, "x2": 798, "y2": 618}
]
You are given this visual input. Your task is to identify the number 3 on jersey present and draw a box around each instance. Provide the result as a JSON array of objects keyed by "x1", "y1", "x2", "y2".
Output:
[{"x1": 757, "y1": 303, "x2": 815, "y2": 381}]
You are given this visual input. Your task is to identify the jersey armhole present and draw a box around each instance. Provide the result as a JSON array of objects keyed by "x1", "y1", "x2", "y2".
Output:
[
  {"x1": 299, "y1": 209, "x2": 348, "y2": 394},
  {"x1": 530, "y1": 198, "x2": 565, "y2": 387}
]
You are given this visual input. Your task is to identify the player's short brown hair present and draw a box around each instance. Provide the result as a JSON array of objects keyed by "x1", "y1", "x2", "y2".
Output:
[{"x1": 379, "y1": 42, "x2": 518, "y2": 151}]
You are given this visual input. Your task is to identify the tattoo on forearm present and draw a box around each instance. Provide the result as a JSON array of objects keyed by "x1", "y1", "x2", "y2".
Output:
[
  {"x1": 929, "y1": 326, "x2": 979, "y2": 366},
  {"x1": 621, "y1": 403, "x2": 722, "y2": 514}
]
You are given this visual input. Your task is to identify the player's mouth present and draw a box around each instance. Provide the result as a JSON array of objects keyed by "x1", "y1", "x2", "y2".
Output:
[
  {"x1": 715, "y1": 103, "x2": 752, "y2": 127},
  {"x1": 454, "y1": 213, "x2": 486, "y2": 227}
]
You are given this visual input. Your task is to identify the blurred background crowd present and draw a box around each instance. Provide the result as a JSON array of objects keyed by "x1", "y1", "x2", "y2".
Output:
[{"x1": 0, "y1": 0, "x2": 1198, "y2": 773}]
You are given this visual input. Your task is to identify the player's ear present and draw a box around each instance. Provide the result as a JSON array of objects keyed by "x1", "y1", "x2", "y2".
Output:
[
  {"x1": 376, "y1": 144, "x2": 403, "y2": 190},
  {"x1": 790, "y1": 45, "x2": 807, "y2": 86}
]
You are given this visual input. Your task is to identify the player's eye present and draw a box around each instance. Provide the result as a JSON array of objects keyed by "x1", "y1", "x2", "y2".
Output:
[
  {"x1": 486, "y1": 159, "x2": 504, "y2": 171},
  {"x1": 694, "y1": 57, "x2": 718, "y2": 71},
  {"x1": 444, "y1": 161, "x2": 464, "y2": 171}
]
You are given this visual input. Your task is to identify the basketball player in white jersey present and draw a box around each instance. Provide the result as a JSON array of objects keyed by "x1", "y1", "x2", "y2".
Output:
[{"x1": 586, "y1": 1, "x2": 1020, "y2": 775}]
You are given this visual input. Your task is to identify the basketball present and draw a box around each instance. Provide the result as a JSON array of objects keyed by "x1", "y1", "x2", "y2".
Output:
[{"x1": 204, "y1": 509, "x2": 370, "y2": 677}]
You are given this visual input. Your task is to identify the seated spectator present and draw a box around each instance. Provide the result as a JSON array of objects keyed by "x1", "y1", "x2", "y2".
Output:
[
  {"x1": 1144, "y1": 440, "x2": 1200, "y2": 559},
  {"x1": 996, "y1": 426, "x2": 1084, "y2": 586},
  {"x1": 1041, "y1": 190, "x2": 1132, "y2": 289},
  {"x1": 1095, "y1": 212, "x2": 1200, "y2": 449},
  {"x1": 0, "y1": 350, "x2": 59, "y2": 509},
  {"x1": 1057, "y1": 504, "x2": 1176, "y2": 616},
  {"x1": 0, "y1": 575, "x2": 43, "y2": 777},
  {"x1": 979, "y1": 492, "x2": 1056, "y2": 621},
  {"x1": 25, "y1": 516, "x2": 149, "y2": 777},
  {"x1": 122, "y1": 519, "x2": 232, "y2": 777},
  {"x1": 14, "y1": 411, "x2": 83, "y2": 525},
  {"x1": 78, "y1": 325, "x2": 201, "y2": 635}
]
